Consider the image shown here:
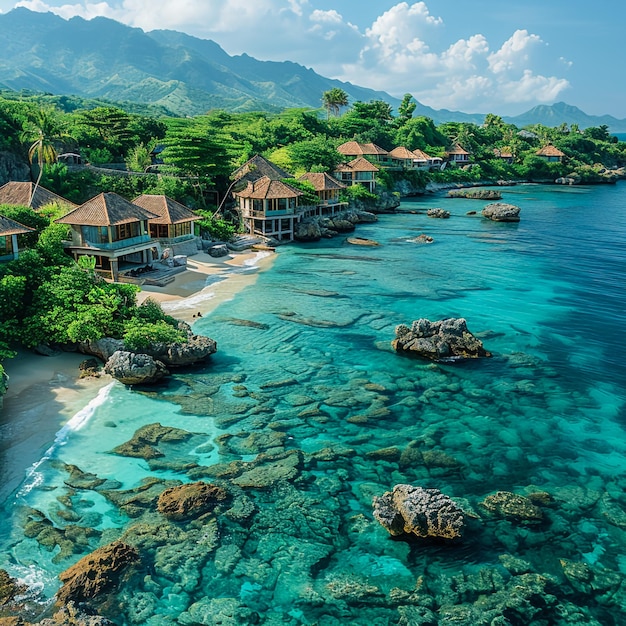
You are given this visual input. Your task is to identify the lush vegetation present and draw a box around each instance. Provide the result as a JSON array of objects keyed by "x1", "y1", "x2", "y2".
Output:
[{"x1": 0, "y1": 89, "x2": 624, "y2": 374}]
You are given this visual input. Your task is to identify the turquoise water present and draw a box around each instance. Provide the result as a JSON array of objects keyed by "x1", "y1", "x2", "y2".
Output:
[{"x1": 2, "y1": 183, "x2": 626, "y2": 624}]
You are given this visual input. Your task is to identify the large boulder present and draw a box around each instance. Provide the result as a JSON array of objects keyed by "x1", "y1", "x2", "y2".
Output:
[
  {"x1": 57, "y1": 541, "x2": 139, "y2": 604},
  {"x1": 392, "y1": 318, "x2": 491, "y2": 360},
  {"x1": 373, "y1": 484, "x2": 465, "y2": 540},
  {"x1": 207, "y1": 243, "x2": 229, "y2": 258},
  {"x1": 294, "y1": 220, "x2": 322, "y2": 242},
  {"x1": 482, "y1": 202, "x2": 521, "y2": 222},
  {"x1": 104, "y1": 351, "x2": 168, "y2": 385},
  {"x1": 142, "y1": 323, "x2": 217, "y2": 367},
  {"x1": 157, "y1": 482, "x2": 228, "y2": 521},
  {"x1": 427, "y1": 208, "x2": 450, "y2": 219}
]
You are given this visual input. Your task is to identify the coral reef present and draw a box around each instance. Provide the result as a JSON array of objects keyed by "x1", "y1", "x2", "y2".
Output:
[{"x1": 157, "y1": 482, "x2": 228, "y2": 521}]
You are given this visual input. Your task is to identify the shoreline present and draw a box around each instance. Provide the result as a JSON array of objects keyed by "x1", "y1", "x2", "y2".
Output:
[{"x1": 0, "y1": 247, "x2": 276, "y2": 504}]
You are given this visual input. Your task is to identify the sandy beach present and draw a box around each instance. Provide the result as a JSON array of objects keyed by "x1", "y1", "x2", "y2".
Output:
[{"x1": 0, "y1": 247, "x2": 275, "y2": 503}]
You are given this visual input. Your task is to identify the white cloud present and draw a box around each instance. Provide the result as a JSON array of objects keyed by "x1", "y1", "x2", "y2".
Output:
[{"x1": 10, "y1": 0, "x2": 571, "y2": 113}]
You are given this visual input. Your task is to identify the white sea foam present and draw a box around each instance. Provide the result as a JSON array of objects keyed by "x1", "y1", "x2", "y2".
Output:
[
  {"x1": 160, "y1": 290, "x2": 217, "y2": 311},
  {"x1": 16, "y1": 382, "x2": 116, "y2": 498}
]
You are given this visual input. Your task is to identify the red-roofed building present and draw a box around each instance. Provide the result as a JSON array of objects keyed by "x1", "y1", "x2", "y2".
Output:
[
  {"x1": 445, "y1": 143, "x2": 471, "y2": 165},
  {"x1": 55, "y1": 192, "x2": 159, "y2": 280},
  {"x1": 334, "y1": 157, "x2": 380, "y2": 192},
  {"x1": 298, "y1": 172, "x2": 347, "y2": 216},
  {"x1": 234, "y1": 176, "x2": 304, "y2": 241}
]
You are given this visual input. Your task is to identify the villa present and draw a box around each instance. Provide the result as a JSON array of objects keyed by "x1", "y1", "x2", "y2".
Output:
[
  {"x1": 445, "y1": 143, "x2": 471, "y2": 165},
  {"x1": 55, "y1": 192, "x2": 159, "y2": 281},
  {"x1": 388, "y1": 147, "x2": 443, "y2": 170},
  {"x1": 133, "y1": 194, "x2": 200, "y2": 245},
  {"x1": 0, "y1": 214, "x2": 34, "y2": 261},
  {"x1": 0, "y1": 181, "x2": 76, "y2": 211},
  {"x1": 231, "y1": 154, "x2": 293, "y2": 185},
  {"x1": 334, "y1": 157, "x2": 379, "y2": 193},
  {"x1": 298, "y1": 172, "x2": 347, "y2": 217},
  {"x1": 337, "y1": 141, "x2": 391, "y2": 166},
  {"x1": 536, "y1": 145, "x2": 566, "y2": 162},
  {"x1": 234, "y1": 176, "x2": 304, "y2": 241}
]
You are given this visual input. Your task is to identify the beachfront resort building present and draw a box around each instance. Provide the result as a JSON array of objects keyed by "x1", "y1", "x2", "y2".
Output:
[
  {"x1": 133, "y1": 194, "x2": 200, "y2": 244},
  {"x1": 0, "y1": 214, "x2": 34, "y2": 261},
  {"x1": 536, "y1": 144, "x2": 566, "y2": 162},
  {"x1": 298, "y1": 172, "x2": 347, "y2": 217},
  {"x1": 0, "y1": 181, "x2": 76, "y2": 211},
  {"x1": 55, "y1": 192, "x2": 159, "y2": 281},
  {"x1": 388, "y1": 147, "x2": 443, "y2": 170},
  {"x1": 234, "y1": 176, "x2": 304, "y2": 241},
  {"x1": 334, "y1": 157, "x2": 379, "y2": 193},
  {"x1": 445, "y1": 144, "x2": 471, "y2": 165}
]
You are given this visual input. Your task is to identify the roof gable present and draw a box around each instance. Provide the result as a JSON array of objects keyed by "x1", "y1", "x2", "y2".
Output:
[
  {"x1": 133, "y1": 194, "x2": 200, "y2": 225},
  {"x1": 337, "y1": 141, "x2": 388, "y2": 156},
  {"x1": 536, "y1": 144, "x2": 565, "y2": 157},
  {"x1": 0, "y1": 213, "x2": 35, "y2": 236},
  {"x1": 231, "y1": 154, "x2": 293, "y2": 183},
  {"x1": 298, "y1": 172, "x2": 345, "y2": 191},
  {"x1": 235, "y1": 176, "x2": 303, "y2": 200},
  {"x1": 56, "y1": 192, "x2": 159, "y2": 227},
  {"x1": 0, "y1": 181, "x2": 76, "y2": 210}
]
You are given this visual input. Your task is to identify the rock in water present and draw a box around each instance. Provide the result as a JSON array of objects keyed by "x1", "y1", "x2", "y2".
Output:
[
  {"x1": 57, "y1": 541, "x2": 139, "y2": 604},
  {"x1": 392, "y1": 318, "x2": 491, "y2": 360},
  {"x1": 426, "y1": 208, "x2": 450, "y2": 219},
  {"x1": 373, "y1": 484, "x2": 465, "y2": 540},
  {"x1": 157, "y1": 482, "x2": 228, "y2": 521},
  {"x1": 104, "y1": 351, "x2": 168, "y2": 385},
  {"x1": 482, "y1": 202, "x2": 521, "y2": 222}
]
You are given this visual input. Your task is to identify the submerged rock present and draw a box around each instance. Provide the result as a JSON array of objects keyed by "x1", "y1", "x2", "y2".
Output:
[
  {"x1": 482, "y1": 202, "x2": 521, "y2": 222},
  {"x1": 392, "y1": 318, "x2": 491, "y2": 360},
  {"x1": 479, "y1": 491, "x2": 543, "y2": 521},
  {"x1": 448, "y1": 188, "x2": 502, "y2": 199},
  {"x1": 373, "y1": 484, "x2": 465, "y2": 540},
  {"x1": 157, "y1": 482, "x2": 228, "y2": 521},
  {"x1": 57, "y1": 541, "x2": 139, "y2": 605}
]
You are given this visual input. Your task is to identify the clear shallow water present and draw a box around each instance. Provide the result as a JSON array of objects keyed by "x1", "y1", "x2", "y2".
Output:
[{"x1": 1, "y1": 183, "x2": 626, "y2": 624}]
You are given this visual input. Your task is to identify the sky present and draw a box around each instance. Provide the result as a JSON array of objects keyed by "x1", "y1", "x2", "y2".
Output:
[{"x1": 1, "y1": 0, "x2": 624, "y2": 118}]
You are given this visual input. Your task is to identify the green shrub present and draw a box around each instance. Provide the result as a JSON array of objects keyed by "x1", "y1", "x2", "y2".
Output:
[{"x1": 123, "y1": 318, "x2": 186, "y2": 351}]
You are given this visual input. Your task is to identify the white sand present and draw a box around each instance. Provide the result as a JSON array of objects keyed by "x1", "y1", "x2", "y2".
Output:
[{"x1": 0, "y1": 247, "x2": 276, "y2": 502}]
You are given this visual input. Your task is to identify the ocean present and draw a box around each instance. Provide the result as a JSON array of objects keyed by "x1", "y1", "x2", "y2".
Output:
[{"x1": 1, "y1": 182, "x2": 626, "y2": 624}]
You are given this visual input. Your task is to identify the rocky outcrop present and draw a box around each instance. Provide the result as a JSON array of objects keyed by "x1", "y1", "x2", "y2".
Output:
[
  {"x1": 410, "y1": 234, "x2": 434, "y2": 244},
  {"x1": 392, "y1": 318, "x2": 491, "y2": 360},
  {"x1": 80, "y1": 322, "x2": 217, "y2": 385},
  {"x1": 295, "y1": 210, "x2": 378, "y2": 242},
  {"x1": 157, "y1": 482, "x2": 228, "y2": 521},
  {"x1": 207, "y1": 243, "x2": 229, "y2": 258},
  {"x1": 427, "y1": 208, "x2": 450, "y2": 218},
  {"x1": 448, "y1": 189, "x2": 502, "y2": 199},
  {"x1": 373, "y1": 484, "x2": 465, "y2": 540},
  {"x1": 57, "y1": 541, "x2": 139, "y2": 604},
  {"x1": 482, "y1": 202, "x2": 521, "y2": 222},
  {"x1": 294, "y1": 220, "x2": 322, "y2": 242},
  {"x1": 103, "y1": 351, "x2": 168, "y2": 385},
  {"x1": 0, "y1": 151, "x2": 29, "y2": 186}
]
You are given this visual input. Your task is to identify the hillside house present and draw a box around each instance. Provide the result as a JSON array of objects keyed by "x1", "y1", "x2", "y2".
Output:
[
  {"x1": 133, "y1": 194, "x2": 200, "y2": 244},
  {"x1": 0, "y1": 214, "x2": 34, "y2": 261},
  {"x1": 337, "y1": 141, "x2": 391, "y2": 166},
  {"x1": 334, "y1": 157, "x2": 379, "y2": 193},
  {"x1": 298, "y1": 172, "x2": 347, "y2": 217},
  {"x1": 231, "y1": 154, "x2": 293, "y2": 186},
  {"x1": 388, "y1": 147, "x2": 442, "y2": 170},
  {"x1": 536, "y1": 144, "x2": 565, "y2": 162},
  {"x1": 493, "y1": 148, "x2": 514, "y2": 164},
  {"x1": 234, "y1": 176, "x2": 304, "y2": 241},
  {"x1": 445, "y1": 144, "x2": 471, "y2": 165},
  {"x1": 55, "y1": 192, "x2": 159, "y2": 281},
  {"x1": 0, "y1": 181, "x2": 76, "y2": 211}
]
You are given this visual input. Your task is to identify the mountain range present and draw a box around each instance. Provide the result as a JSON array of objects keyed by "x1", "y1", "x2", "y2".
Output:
[{"x1": 1, "y1": 8, "x2": 625, "y2": 132}]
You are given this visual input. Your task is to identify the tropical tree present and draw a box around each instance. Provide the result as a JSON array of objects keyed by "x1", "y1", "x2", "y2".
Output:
[
  {"x1": 322, "y1": 88, "x2": 349, "y2": 120},
  {"x1": 396, "y1": 93, "x2": 417, "y2": 126},
  {"x1": 21, "y1": 108, "x2": 66, "y2": 205}
]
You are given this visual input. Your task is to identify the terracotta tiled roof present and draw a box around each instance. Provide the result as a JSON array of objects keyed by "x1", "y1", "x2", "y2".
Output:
[
  {"x1": 133, "y1": 194, "x2": 200, "y2": 225},
  {"x1": 446, "y1": 143, "x2": 469, "y2": 155},
  {"x1": 388, "y1": 146, "x2": 417, "y2": 160},
  {"x1": 0, "y1": 214, "x2": 34, "y2": 236},
  {"x1": 411, "y1": 149, "x2": 437, "y2": 161},
  {"x1": 298, "y1": 172, "x2": 346, "y2": 191},
  {"x1": 342, "y1": 156, "x2": 380, "y2": 172},
  {"x1": 56, "y1": 192, "x2": 159, "y2": 227},
  {"x1": 235, "y1": 176, "x2": 302, "y2": 200},
  {"x1": 493, "y1": 148, "x2": 514, "y2": 158},
  {"x1": 337, "y1": 141, "x2": 388, "y2": 156},
  {"x1": 536, "y1": 144, "x2": 565, "y2": 157},
  {"x1": 0, "y1": 182, "x2": 76, "y2": 211},
  {"x1": 231, "y1": 154, "x2": 293, "y2": 183}
]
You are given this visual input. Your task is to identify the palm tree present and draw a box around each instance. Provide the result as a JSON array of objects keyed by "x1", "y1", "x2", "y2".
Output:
[
  {"x1": 322, "y1": 88, "x2": 349, "y2": 120},
  {"x1": 21, "y1": 108, "x2": 64, "y2": 206}
]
